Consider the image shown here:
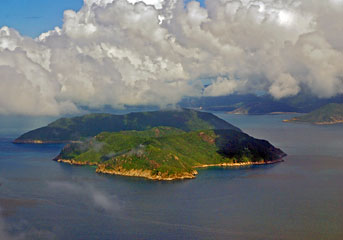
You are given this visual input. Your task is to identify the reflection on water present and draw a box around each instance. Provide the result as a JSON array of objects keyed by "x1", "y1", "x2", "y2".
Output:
[{"x1": 0, "y1": 114, "x2": 342, "y2": 240}]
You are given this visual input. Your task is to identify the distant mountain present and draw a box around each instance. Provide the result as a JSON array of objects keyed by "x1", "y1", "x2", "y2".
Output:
[
  {"x1": 284, "y1": 103, "x2": 343, "y2": 125},
  {"x1": 55, "y1": 127, "x2": 285, "y2": 180},
  {"x1": 180, "y1": 93, "x2": 343, "y2": 114},
  {"x1": 14, "y1": 109, "x2": 241, "y2": 143}
]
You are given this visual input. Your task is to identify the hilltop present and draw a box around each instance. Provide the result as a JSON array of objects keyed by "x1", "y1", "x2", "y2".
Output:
[
  {"x1": 14, "y1": 109, "x2": 240, "y2": 144},
  {"x1": 284, "y1": 103, "x2": 343, "y2": 125}
]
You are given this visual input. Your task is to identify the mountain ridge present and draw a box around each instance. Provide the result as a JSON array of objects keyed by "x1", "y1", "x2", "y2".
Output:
[{"x1": 14, "y1": 109, "x2": 241, "y2": 144}]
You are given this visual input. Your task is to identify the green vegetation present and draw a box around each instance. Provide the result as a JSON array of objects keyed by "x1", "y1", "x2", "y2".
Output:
[
  {"x1": 14, "y1": 109, "x2": 286, "y2": 180},
  {"x1": 56, "y1": 127, "x2": 285, "y2": 180},
  {"x1": 14, "y1": 109, "x2": 240, "y2": 143},
  {"x1": 284, "y1": 103, "x2": 343, "y2": 124}
]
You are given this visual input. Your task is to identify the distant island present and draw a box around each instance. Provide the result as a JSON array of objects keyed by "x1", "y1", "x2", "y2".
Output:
[
  {"x1": 14, "y1": 109, "x2": 240, "y2": 144},
  {"x1": 15, "y1": 109, "x2": 285, "y2": 181},
  {"x1": 181, "y1": 93, "x2": 343, "y2": 115},
  {"x1": 284, "y1": 103, "x2": 343, "y2": 125}
]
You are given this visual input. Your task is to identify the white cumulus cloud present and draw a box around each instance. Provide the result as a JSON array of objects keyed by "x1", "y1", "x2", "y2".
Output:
[{"x1": 0, "y1": 0, "x2": 342, "y2": 115}]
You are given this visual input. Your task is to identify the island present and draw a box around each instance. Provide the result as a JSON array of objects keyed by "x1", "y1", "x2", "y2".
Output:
[
  {"x1": 14, "y1": 109, "x2": 286, "y2": 181},
  {"x1": 283, "y1": 103, "x2": 343, "y2": 125},
  {"x1": 14, "y1": 109, "x2": 240, "y2": 144},
  {"x1": 55, "y1": 127, "x2": 285, "y2": 180}
]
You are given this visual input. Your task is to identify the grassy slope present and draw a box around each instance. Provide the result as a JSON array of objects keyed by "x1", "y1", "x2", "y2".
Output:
[
  {"x1": 56, "y1": 127, "x2": 285, "y2": 178},
  {"x1": 287, "y1": 103, "x2": 343, "y2": 123},
  {"x1": 15, "y1": 109, "x2": 240, "y2": 143}
]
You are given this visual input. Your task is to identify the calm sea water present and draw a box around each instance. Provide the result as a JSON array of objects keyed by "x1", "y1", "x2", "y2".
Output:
[{"x1": 0, "y1": 113, "x2": 342, "y2": 240}]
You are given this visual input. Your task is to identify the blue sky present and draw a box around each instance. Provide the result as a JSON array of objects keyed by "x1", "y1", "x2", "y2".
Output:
[
  {"x1": 0, "y1": 0, "x2": 83, "y2": 37},
  {"x1": 0, "y1": 0, "x2": 205, "y2": 38}
]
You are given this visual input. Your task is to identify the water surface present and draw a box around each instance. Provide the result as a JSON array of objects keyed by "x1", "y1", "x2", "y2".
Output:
[{"x1": 0, "y1": 113, "x2": 342, "y2": 240}]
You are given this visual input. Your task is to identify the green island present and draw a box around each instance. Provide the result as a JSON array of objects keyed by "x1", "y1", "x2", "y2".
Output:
[
  {"x1": 14, "y1": 109, "x2": 240, "y2": 144},
  {"x1": 55, "y1": 127, "x2": 285, "y2": 180},
  {"x1": 15, "y1": 109, "x2": 285, "y2": 181},
  {"x1": 284, "y1": 103, "x2": 343, "y2": 125}
]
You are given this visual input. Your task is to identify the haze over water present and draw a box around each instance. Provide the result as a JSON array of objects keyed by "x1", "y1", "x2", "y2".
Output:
[{"x1": 0, "y1": 113, "x2": 342, "y2": 240}]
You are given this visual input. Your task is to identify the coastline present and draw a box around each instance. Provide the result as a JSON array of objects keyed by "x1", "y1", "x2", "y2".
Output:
[
  {"x1": 55, "y1": 158, "x2": 285, "y2": 181},
  {"x1": 55, "y1": 159, "x2": 98, "y2": 166},
  {"x1": 283, "y1": 119, "x2": 343, "y2": 125},
  {"x1": 56, "y1": 158, "x2": 197, "y2": 180},
  {"x1": 194, "y1": 159, "x2": 284, "y2": 169},
  {"x1": 227, "y1": 111, "x2": 300, "y2": 115},
  {"x1": 13, "y1": 140, "x2": 79, "y2": 144},
  {"x1": 96, "y1": 166, "x2": 198, "y2": 181},
  {"x1": 269, "y1": 112, "x2": 299, "y2": 115}
]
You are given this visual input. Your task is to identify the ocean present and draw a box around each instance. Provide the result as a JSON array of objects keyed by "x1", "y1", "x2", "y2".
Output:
[{"x1": 0, "y1": 113, "x2": 342, "y2": 240}]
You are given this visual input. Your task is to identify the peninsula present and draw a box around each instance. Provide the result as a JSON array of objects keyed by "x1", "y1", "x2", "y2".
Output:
[{"x1": 284, "y1": 103, "x2": 343, "y2": 125}]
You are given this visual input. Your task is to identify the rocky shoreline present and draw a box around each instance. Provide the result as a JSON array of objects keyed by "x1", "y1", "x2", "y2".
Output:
[
  {"x1": 13, "y1": 140, "x2": 79, "y2": 144},
  {"x1": 96, "y1": 166, "x2": 198, "y2": 181},
  {"x1": 55, "y1": 159, "x2": 98, "y2": 166},
  {"x1": 55, "y1": 158, "x2": 285, "y2": 181},
  {"x1": 194, "y1": 159, "x2": 284, "y2": 169}
]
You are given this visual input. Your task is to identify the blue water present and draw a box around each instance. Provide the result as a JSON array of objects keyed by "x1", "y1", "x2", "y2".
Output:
[{"x1": 0, "y1": 114, "x2": 343, "y2": 240}]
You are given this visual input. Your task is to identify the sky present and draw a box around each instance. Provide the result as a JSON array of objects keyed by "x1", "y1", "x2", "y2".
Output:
[
  {"x1": 0, "y1": 0, "x2": 84, "y2": 37},
  {"x1": 0, "y1": 0, "x2": 204, "y2": 37},
  {"x1": 0, "y1": 0, "x2": 342, "y2": 116}
]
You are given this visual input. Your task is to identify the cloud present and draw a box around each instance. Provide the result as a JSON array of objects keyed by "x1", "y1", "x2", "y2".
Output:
[
  {"x1": 0, "y1": 208, "x2": 56, "y2": 240},
  {"x1": 269, "y1": 73, "x2": 300, "y2": 99},
  {"x1": 0, "y1": 0, "x2": 342, "y2": 115},
  {"x1": 90, "y1": 187, "x2": 116, "y2": 211},
  {"x1": 0, "y1": 213, "x2": 17, "y2": 240},
  {"x1": 203, "y1": 77, "x2": 240, "y2": 97},
  {"x1": 48, "y1": 181, "x2": 121, "y2": 212}
]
